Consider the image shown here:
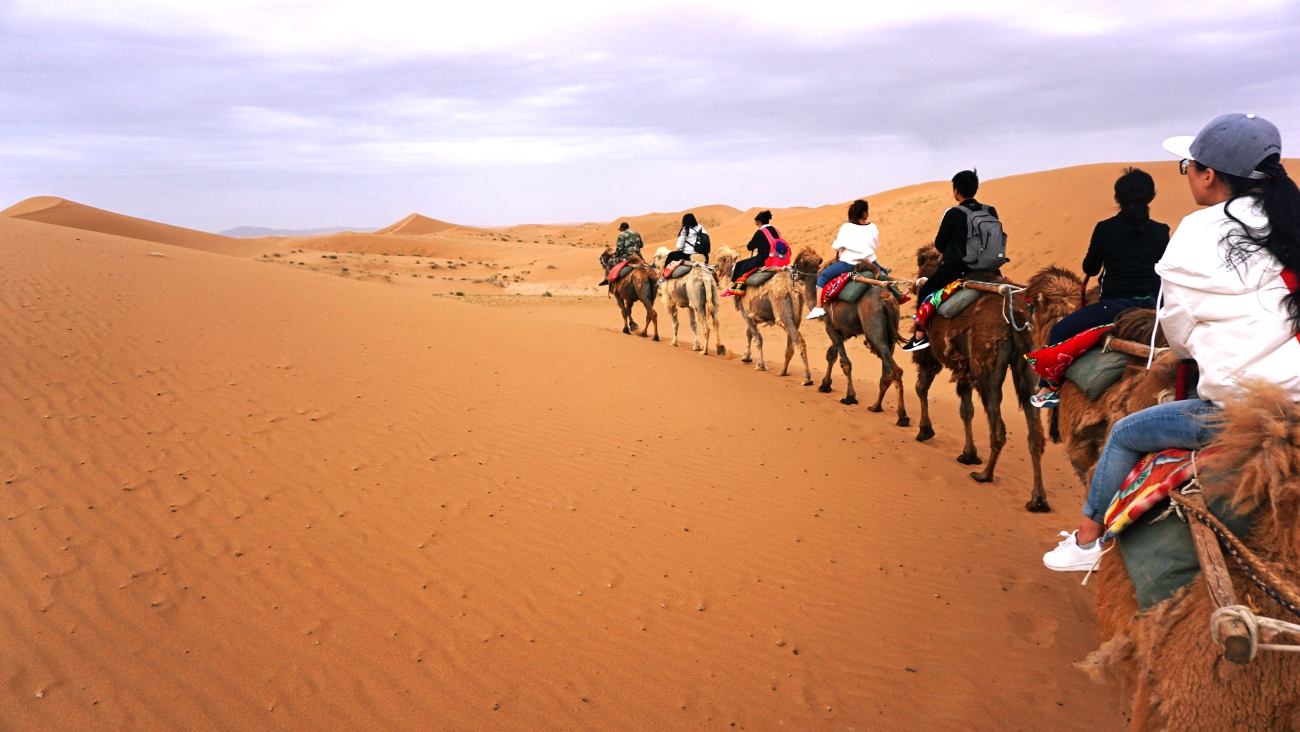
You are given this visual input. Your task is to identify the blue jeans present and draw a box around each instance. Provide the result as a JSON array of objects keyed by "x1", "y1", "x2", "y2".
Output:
[
  {"x1": 1040, "y1": 297, "x2": 1152, "y2": 388},
  {"x1": 816, "y1": 260, "x2": 856, "y2": 288},
  {"x1": 1083, "y1": 399, "x2": 1221, "y2": 524}
]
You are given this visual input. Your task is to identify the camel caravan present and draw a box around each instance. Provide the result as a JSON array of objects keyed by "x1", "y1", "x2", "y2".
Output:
[{"x1": 599, "y1": 112, "x2": 1300, "y2": 725}]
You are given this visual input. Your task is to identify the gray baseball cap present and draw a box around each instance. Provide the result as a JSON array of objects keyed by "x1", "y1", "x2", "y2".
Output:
[{"x1": 1163, "y1": 113, "x2": 1282, "y2": 180}]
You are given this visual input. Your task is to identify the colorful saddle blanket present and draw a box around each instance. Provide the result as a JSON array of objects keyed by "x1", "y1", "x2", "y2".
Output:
[
  {"x1": 607, "y1": 260, "x2": 634, "y2": 282},
  {"x1": 1104, "y1": 448, "x2": 1252, "y2": 610},
  {"x1": 823, "y1": 272, "x2": 852, "y2": 301},
  {"x1": 741, "y1": 267, "x2": 781, "y2": 289}
]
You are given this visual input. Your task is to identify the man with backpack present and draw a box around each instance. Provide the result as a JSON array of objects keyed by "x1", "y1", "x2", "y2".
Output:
[{"x1": 902, "y1": 169, "x2": 1007, "y2": 352}]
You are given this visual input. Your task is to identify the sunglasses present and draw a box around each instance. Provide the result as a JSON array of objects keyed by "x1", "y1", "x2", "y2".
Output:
[{"x1": 1180, "y1": 159, "x2": 1191, "y2": 175}]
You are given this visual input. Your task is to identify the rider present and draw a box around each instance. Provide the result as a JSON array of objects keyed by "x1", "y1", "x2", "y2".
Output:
[
  {"x1": 661, "y1": 213, "x2": 708, "y2": 281},
  {"x1": 602, "y1": 221, "x2": 646, "y2": 287},
  {"x1": 902, "y1": 170, "x2": 998, "y2": 352},
  {"x1": 1030, "y1": 169, "x2": 1171, "y2": 408},
  {"x1": 806, "y1": 199, "x2": 909, "y2": 320},
  {"x1": 1044, "y1": 113, "x2": 1300, "y2": 572},
  {"x1": 724, "y1": 210, "x2": 779, "y2": 296}
]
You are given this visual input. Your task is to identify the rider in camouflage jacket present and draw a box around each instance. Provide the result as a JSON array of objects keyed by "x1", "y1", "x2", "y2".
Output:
[{"x1": 614, "y1": 227, "x2": 644, "y2": 263}]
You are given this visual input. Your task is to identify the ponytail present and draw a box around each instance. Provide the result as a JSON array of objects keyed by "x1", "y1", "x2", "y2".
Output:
[
  {"x1": 1114, "y1": 167, "x2": 1155, "y2": 233},
  {"x1": 1210, "y1": 155, "x2": 1300, "y2": 333}
]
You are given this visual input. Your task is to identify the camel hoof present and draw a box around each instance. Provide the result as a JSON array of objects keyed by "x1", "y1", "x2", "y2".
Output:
[
  {"x1": 741, "y1": 357, "x2": 752, "y2": 364},
  {"x1": 957, "y1": 454, "x2": 983, "y2": 466},
  {"x1": 1025, "y1": 499, "x2": 1052, "y2": 513},
  {"x1": 622, "y1": 327, "x2": 630, "y2": 334},
  {"x1": 916, "y1": 426, "x2": 935, "y2": 442},
  {"x1": 818, "y1": 385, "x2": 832, "y2": 393},
  {"x1": 969, "y1": 471, "x2": 993, "y2": 483},
  {"x1": 866, "y1": 405, "x2": 882, "y2": 413},
  {"x1": 801, "y1": 380, "x2": 813, "y2": 386},
  {"x1": 652, "y1": 335, "x2": 659, "y2": 342},
  {"x1": 896, "y1": 417, "x2": 911, "y2": 427},
  {"x1": 755, "y1": 365, "x2": 767, "y2": 372},
  {"x1": 716, "y1": 346, "x2": 726, "y2": 355},
  {"x1": 840, "y1": 396, "x2": 858, "y2": 405}
]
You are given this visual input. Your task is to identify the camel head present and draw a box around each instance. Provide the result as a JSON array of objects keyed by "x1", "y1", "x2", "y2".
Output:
[
  {"x1": 1026, "y1": 266, "x2": 1086, "y2": 342},
  {"x1": 652, "y1": 246, "x2": 671, "y2": 269},
  {"x1": 599, "y1": 248, "x2": 615, "y2": 270},
  {"x1": 915, "y1": 245, "x2": 942, "y2": 280},
  {"x1": 713, "y1": 246, "x2": 738, "y2": 285},
  {"x1": 1203, "y1": 385, "x2": 1300, "y2": 564},
  {"x1": 793, "y1": 245, "x2": 822, "y2": 276}
]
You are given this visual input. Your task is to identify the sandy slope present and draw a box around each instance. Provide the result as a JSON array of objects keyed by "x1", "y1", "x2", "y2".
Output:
[
  {"x1": 1, "y1": 197, "x2": 265, "y2": 258},
  {"x1": 0, "y1": 208, "x2": 1123, "y2": 730}
]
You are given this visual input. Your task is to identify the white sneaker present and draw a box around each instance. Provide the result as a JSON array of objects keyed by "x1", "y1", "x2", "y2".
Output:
[
  {"x1": 1043, "y1": 531, "x2": 1102, "y2": 572},
  {"x1": 806, "y1": 307, "x2": 826, "y2": 320}
]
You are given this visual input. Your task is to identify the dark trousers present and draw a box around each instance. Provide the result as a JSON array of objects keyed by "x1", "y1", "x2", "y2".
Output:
[
  {"x1": 1039, "y1": 297, "x2": 1154, "y2": 387},
  {"x1": 732, "y1": 256, "x2": 764, "y2": 282},
  {"x1": 916, "y1": 267, "x2": 964, "y2": 303},
  {"x1": 663, "y1": 251, "x2": 690, "y2": 269}
]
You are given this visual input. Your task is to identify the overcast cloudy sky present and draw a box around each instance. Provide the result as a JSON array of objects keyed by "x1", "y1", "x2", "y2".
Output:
[{"x1": 2, "y1": 0, "x2": 1299, "y2": 231}]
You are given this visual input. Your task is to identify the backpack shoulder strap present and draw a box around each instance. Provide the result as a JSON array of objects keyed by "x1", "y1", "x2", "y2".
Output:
[{"x1": 759, "y1": 226, "x2": 778, "y2": 245}]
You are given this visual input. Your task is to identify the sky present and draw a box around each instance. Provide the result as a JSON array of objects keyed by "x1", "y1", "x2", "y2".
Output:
[{"x1": 2, "y1": 0, "x2": 1299, "y2": 232}]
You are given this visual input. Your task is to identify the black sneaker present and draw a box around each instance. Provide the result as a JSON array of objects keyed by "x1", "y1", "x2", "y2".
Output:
[{"x1": 902, "y1": 334, "x2": 930, "y2": 352}]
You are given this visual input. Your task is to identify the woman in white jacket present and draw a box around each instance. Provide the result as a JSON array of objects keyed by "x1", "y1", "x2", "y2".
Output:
[{"x1": 1045, "y1": 113, "x2": 1300, "y2": 572}]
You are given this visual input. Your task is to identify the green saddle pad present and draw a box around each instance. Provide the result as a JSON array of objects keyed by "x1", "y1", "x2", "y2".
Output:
[
  {"x1": 1064, "y1": 347, "x2": 1130, "y2": 400},
  {"x1": 837, "y1": 279, "x2": 870, "y2": 303},
  {"x1": 1118, "y1": 496, "x2": 1254, "y2": 611},
  {"x1": 669, "y1": 264, "x2": 692, "y2": 279},
  {"x1": 746, "y1": 270, "x2": 777, "y2": 288},
  {"x1": 937, "y1": 287, "x2": 982, "y2": 318}
]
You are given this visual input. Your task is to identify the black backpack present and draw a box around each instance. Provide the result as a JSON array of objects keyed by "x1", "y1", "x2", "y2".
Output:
[
  {"x1": 960, "y1": 204, "x2": 1007, "y2": 271},
  {"x1": 694, "y1": 227, "x2": 711, "y2": 256}
]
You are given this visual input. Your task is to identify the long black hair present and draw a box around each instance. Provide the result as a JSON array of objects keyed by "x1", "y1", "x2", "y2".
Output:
[
  {"x1": 1199, "y1": 154, "x2": 1300, "y2": 333},
  {"x1": 1114, "y1": 167, "x2": 1155, "y2": 232},
  {"x1": 680, "y1": 213, "x2": 698, "y2": 236}
]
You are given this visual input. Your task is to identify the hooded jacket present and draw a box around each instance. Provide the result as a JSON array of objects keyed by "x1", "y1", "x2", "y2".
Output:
[{"x1": 1155, "y1": 197, "x2": 1300, "y2": 404}]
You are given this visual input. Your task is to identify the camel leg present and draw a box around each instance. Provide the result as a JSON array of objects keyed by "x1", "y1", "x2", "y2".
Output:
[
  {"x1": 667, "y1": 301, "x2": 680, "y2": 347},
  {"x1": 618, "y1": 294, "x2": 634, "y2": 335},
  {"x1": 739, "y1": 309, "x2": 756, "y2": 364},
  {"x1": 837, "y1": 341, "x2": 857, "y2": 405},
  {"x1": 1011, "y1": 357, "x2": 1050, "y2": 512},
  {"x1": 914, "y1": 357, "x2": 941, "y2": 442},
  {"x1": 687, "y1": 307, "x2": 702, "y2": 351},
  {"x1": 864, "y1": 327, "x2": 902, "y2": 421},
  {"x1": 636, "y1": 278, "x2": 659, "y2": 341},
  {"x1": 818, "y1": 334, "x2": 839, "y2": 395},
  {"x1": 777, "y1": 300, "x2": 813, "y2": 385},
  {"x1": 969, "y1": 376, "x2": 1007, "y2": 483},
  {"x1": 751, "y1": 324, "x2": 766, "y2": 371},
  {"x1": 955, "y1": 379, "x2": 983, "y2": 465},
  {"x1": 709, "y1": 284, "x2": 726, "y2": 356}
]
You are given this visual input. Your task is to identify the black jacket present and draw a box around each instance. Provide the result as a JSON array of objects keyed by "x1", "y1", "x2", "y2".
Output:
[
  {"x1": 932, "y1": 199, "x2": 999, "y2": 282},
  {"x1": 1082, "y1": 215, "x2": 1170, "y2": 300},
  {"x1": 745, "y1": 226, "x2": 775, "y2": 261}
]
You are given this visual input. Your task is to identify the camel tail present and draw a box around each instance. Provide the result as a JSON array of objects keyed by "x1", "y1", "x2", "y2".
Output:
[
  {"x1": 884, "y1": 294, "x2": 904, "y2": 345},
  {"x1": 1049, "y1": 407, "x2": 1061, "y2": 444}
]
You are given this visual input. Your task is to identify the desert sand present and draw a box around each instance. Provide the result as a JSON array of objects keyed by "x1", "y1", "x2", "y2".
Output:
[{"x1": 5, "y1": 160, "x2": 1275, "y2": 730}]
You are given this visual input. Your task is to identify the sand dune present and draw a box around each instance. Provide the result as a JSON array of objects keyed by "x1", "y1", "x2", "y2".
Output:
[
  {"x1": 373, "y1": 213, "x2": 464, "y2": 236},
  {"x1": 1, "y1": 197, "x2": 266, "y2": 258},
  {"x1": 2, "y1": 197, "x2": 1122, "y2": 729},
  {"x1": 11, "y1": 158, "x2": 1296, "y2": 730}
]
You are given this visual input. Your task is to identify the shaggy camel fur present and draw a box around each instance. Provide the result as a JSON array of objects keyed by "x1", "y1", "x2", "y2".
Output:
[
  {"x1": 1079, "y1": 386, "x2": 1300, "y2": 730},
  {"x1": 652, "y1": 248, "x2": 725, "y2": 355},
  {"x1": 817, "y1": 263, "x2": 910, "y2": 426},
  {"x1": 910, "y1": 245, "x2": 1048, "y2": 511},
  {"x1": 713, "y1": 246, "x2": 816, "y2": 385},
  {"x1": 1024, "y1": 267, "x2": 1178, "y2": 482},
  {"x1": 599, "y1": 250, "x2": 659, "y2": 340}
]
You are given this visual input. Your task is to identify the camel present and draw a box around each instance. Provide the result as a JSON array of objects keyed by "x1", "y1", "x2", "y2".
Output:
[
  {"x1": 1024, "y1": 267, "x2": 1179, "y2": 481},
  {"x1": 652, "y1": 248, "x2": 725, "y2": 355},
  {"x1": 598, "y1": 250, "x2": 659, "y2": 341},
  {"x1": 1079, "y1": 386, "x2": 1300, "y2": 730},
  {"x1": 815, "y1": 264, "x2": 910, "y2": 426},
  {"x1": 910, "y1": 245, "x2": 1048, "y2": 511},
  {"x1": 714, "y1": 246, "x2": 816, "y2": 386}
]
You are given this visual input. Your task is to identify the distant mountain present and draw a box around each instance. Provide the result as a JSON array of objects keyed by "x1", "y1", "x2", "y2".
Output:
[{"x1": 218, "y1": 225, "x2": 376, "y2": 238}]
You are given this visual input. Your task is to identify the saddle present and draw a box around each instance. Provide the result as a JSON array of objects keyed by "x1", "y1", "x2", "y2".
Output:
[
  {"x1": 1102, "y1": 449, "x2": 1255, "y2": 610},
  {"x1": 608, "y1": 260, "x2": 636, "y2": 282},
  {"x1": 669, "y1": 262, "x2": 693, "y2": 279},
  {"x1": 743, "y1": 267, "x2": 784, "y2": 289},
  {"x1": 936, "y1": 270, "x2": 1006, "y2": 318}
]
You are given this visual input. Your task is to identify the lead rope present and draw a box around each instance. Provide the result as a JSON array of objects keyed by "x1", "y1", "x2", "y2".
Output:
[{"x1": 998, "y1": 285, "x2": 1032, "y2": 332}]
